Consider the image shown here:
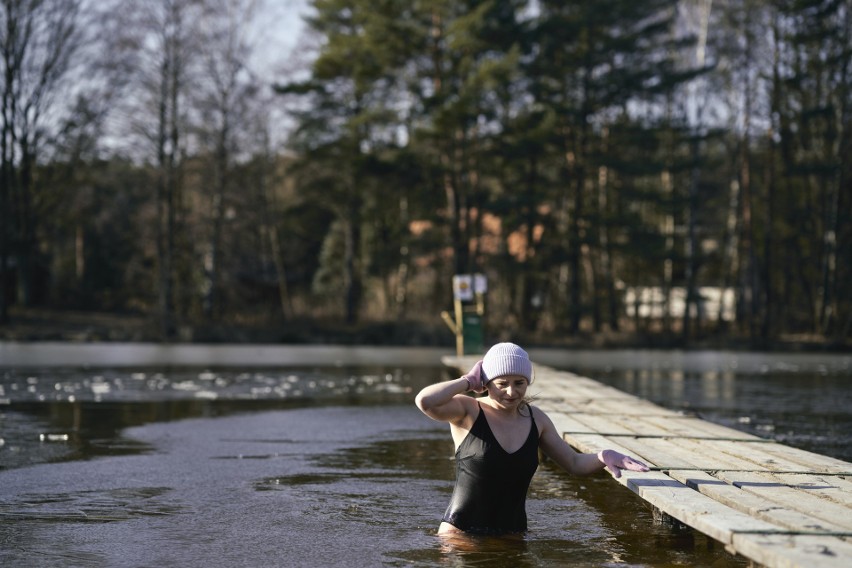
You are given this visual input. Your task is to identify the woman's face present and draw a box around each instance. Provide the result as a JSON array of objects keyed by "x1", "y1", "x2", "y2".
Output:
[{"x1": 486, "y1": 375, "x2": 529, "y2": 409}]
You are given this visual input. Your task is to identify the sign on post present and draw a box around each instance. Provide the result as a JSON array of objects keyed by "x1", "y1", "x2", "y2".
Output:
[
  {"x1": 452, "y1": 273, "x2": 487, "y2": 301},
  {"x1": 442, "y1": 274, "x2": 487, "y2": 356}
]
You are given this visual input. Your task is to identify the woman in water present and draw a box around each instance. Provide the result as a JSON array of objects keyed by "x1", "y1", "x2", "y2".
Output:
[{"x1": 415, "y1": 342, "x2": 649, "y2": 536}]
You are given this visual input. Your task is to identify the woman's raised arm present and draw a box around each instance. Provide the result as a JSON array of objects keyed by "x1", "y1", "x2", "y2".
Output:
[{"x1": 415, "y1": 361, "x2": 485, "y2": 423}]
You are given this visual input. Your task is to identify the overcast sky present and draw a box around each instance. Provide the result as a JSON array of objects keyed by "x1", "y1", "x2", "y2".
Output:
[{"x1": 250, "y1": 0, "x2": 311, "y2": 78}]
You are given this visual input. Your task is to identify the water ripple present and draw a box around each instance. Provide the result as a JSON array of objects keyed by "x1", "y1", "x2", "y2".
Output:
[{"x1": 0, "y1": 486, "x2": 184, "y2": 523}]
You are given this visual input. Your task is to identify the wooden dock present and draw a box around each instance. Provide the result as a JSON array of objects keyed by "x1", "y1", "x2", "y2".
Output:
[{"x1": 444, "y1": 357, "x2": 852, "y2": 568}]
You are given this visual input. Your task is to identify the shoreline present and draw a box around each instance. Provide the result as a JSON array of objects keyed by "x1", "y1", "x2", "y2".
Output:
[
  {"x1": 0, "y1": 306, "x2": 849, "y2": 355},
  {"x1": 2, "y1": 340, "x2": 850, "y2": 371}
]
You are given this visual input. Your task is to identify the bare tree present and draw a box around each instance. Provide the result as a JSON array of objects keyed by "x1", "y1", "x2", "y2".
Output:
[
  {"x1": 0, "y1": 0, "x2": 84, "y2": 319},
  {"x1": 194, "y1": 0, "x2": 257, "y2": 320},
  {"x1": 121, "y1": 0, "x2": 204, "y2": 338}
]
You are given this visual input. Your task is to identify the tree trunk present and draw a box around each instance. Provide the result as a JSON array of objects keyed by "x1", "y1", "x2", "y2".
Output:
[
  {"x1": 205, "y1": 118, "x2": 229, "y2": 321},
  {"x1": 394, "y1": 195, "x2": 410, "y2": 320},
  {"x1": 738, "y1": 21, "x2": 759, "y2": 339},
  {"x1": 16, "y1": 140, "x2": 34, "y2": 306},
  {"x1": 520, "y1": 153, "x2": 540, "y2": 332},
  {"x1": 442, "y1": 138, "x2": 467, "y2": 276},
  {"x1": 738, "y1": 135, "x2": 757, "y2": 338},
  {"x1": 268, "y1": 225, "x2": 292, "y2": 320},
  {"x1": 343, "y1": 196, "x2": 362, "y2": 324},
  {"x1": 597, "y1": 131, "x2": 618, "y2": 332},
  {"x1": 762, "y1": 137, "x2": 775, "y2": 339},
  {"x1": 717, "y1": 177, "x2": 739, "y2": 329},
  {"x1": 566, "y1": 102, "x2": 589, "y2": 334},
  {"x1": 660, "y1": 167, "x2": 674, "y2": 333},
  {"x1": 0, "y1": 54, "x2": 12, "y2": 322},
  {"x1": 156, "y1": 20, "x2": 178, "y2": 340},
  {"x1": 682, "y1": 136, "x2": 701, "y2": 340},
  {"x1": 568, "y1": 157, "x2": 583, "y2": 334}
]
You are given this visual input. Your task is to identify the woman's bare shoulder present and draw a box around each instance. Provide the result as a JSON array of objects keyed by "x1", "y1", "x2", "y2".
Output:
[{"x1": 530, "y1": 404, "x2": 556, "y2": 430}]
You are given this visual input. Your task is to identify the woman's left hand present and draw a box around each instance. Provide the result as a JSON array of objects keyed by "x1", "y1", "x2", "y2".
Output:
[{"x1": 597, "y1": 449, "x2": 650, "y2": 478}]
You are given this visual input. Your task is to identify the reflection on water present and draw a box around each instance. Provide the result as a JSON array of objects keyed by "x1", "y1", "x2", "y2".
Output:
[{"x1": 0, "y1": 362, "x2": 751, "y2": 567}]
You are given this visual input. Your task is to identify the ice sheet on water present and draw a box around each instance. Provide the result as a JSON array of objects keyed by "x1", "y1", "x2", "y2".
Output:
[{"x1": 0, "y1": 366, "x2": 421, "y2": 404}]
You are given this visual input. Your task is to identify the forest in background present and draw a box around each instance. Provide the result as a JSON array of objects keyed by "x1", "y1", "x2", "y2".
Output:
[{"x1": 0, "y1": 0, "x2": 849, "y2": 348}]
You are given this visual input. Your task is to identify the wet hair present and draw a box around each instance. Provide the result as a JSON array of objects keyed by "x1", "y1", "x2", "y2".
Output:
[{"x1": 517, "y1": 395, "x2": 537, "y2": 417}]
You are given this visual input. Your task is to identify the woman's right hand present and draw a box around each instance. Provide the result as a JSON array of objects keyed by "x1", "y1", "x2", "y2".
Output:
[{"x1": 462, "y1": 360, "x2": 487, "y2": 393}]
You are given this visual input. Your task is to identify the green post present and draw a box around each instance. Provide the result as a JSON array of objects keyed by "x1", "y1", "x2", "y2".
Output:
[
  {"x1": 462, "y1": 312, "x2": 483, "y2": 355},
  {"x1": 441, "y1": 273, "x2": 487, "y2": 356}
]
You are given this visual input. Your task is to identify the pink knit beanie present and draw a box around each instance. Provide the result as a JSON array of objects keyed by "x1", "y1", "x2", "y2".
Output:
[{"x1": 482, "y1": 342, "x2": 533, "y2": 384}]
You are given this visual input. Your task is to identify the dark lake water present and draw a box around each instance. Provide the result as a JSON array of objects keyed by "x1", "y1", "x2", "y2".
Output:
[{"x1": 1, "y1": 345, "x2": 850, "y2": 567}]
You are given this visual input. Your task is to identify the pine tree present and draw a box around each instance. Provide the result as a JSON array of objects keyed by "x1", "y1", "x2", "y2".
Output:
[{"x1": 529, "y1": 0, "x2": 697, "y2": 334}]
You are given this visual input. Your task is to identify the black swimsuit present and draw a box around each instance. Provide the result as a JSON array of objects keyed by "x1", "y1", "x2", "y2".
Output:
[{"x1": 441, "y1": 403, "x2": 539, "y2": 535}]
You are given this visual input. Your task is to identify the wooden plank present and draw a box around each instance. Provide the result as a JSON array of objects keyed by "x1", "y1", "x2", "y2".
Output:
[
  {"x1": 662, "y1": 438, "x2": 780, "y2": 471},
  {"x1": 537, "y1": 407, "x2": 598, "y2": 436},
  {"x1": 747, "y1": 443, "x2": 852, "y2": 475},
  {"x1": 774, "y1": 474, "x2": 852, "y2": 508},
  {"x1": 550, "y1": 397, "x2": 682, "y2": 417},
  {"x1": 643, "y1": 415, "x2": 766, "y2": 441},
  {"x1": 561, "y1": 432, "x2": 668, "y2": 471},
  {"x1": 547, "y1": 404, "x2": 766, "y2": 441},
  {"x1": 548, "y1": 408, "x2": 685, "y2": 439},
  {"x1": 713, "y1": 471, "x2": 852, "y2": 531},
  {"x1": 562, "y1": 412, "x2": 649, "y2": 436},
  {"x1": 541, "y1": 376, "x2": 649, "y2": 396},
  {"x1": 732, "y1": 533, "x2": 852, "y2": 568},
  {"x1": 617, "y1": 415, "x2": 723, "y2": 438},
  {"x1": 607, "y1": 436, "x2": 763, "y2": 472},
  {"x1": 534, "y1": 379, "x2": 634, "y2": 396},
  {"x1": 554, "y1": 413, "x2": 766, "y2": 441},
  {"x1": 583, "y1": 397, "x2": 683, "y2": 416},
  {"x1": 532, "y1": 384, "x2": 638, "y2": 402},
  {"x1": 667, "y1": 469, "x2": 852, "y2": 535},
  {"x1": 705, "y1": 440, "x2": 850, "y2": 475},
  {"x1": 535, "y1": 373, "x2": 605, "y2": 389},
  {"x1": 777, "y1": 472, "x2": 852, "y2": 496},
  {"x1": 616, "y1": 434, "x2": 849, "y2": 477},
  {"x1": 595, "y1": 415, "x2": 761, "y2": 440},
  {"x1": 621, "y1": 471, "x2": 786, "y2": 546},
  {"x1": 565, "y1": 432, "x2": 695, "y2": 470},
  {"x1": 545, "y1": 408, "x2": 698, "y2": 438}
]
